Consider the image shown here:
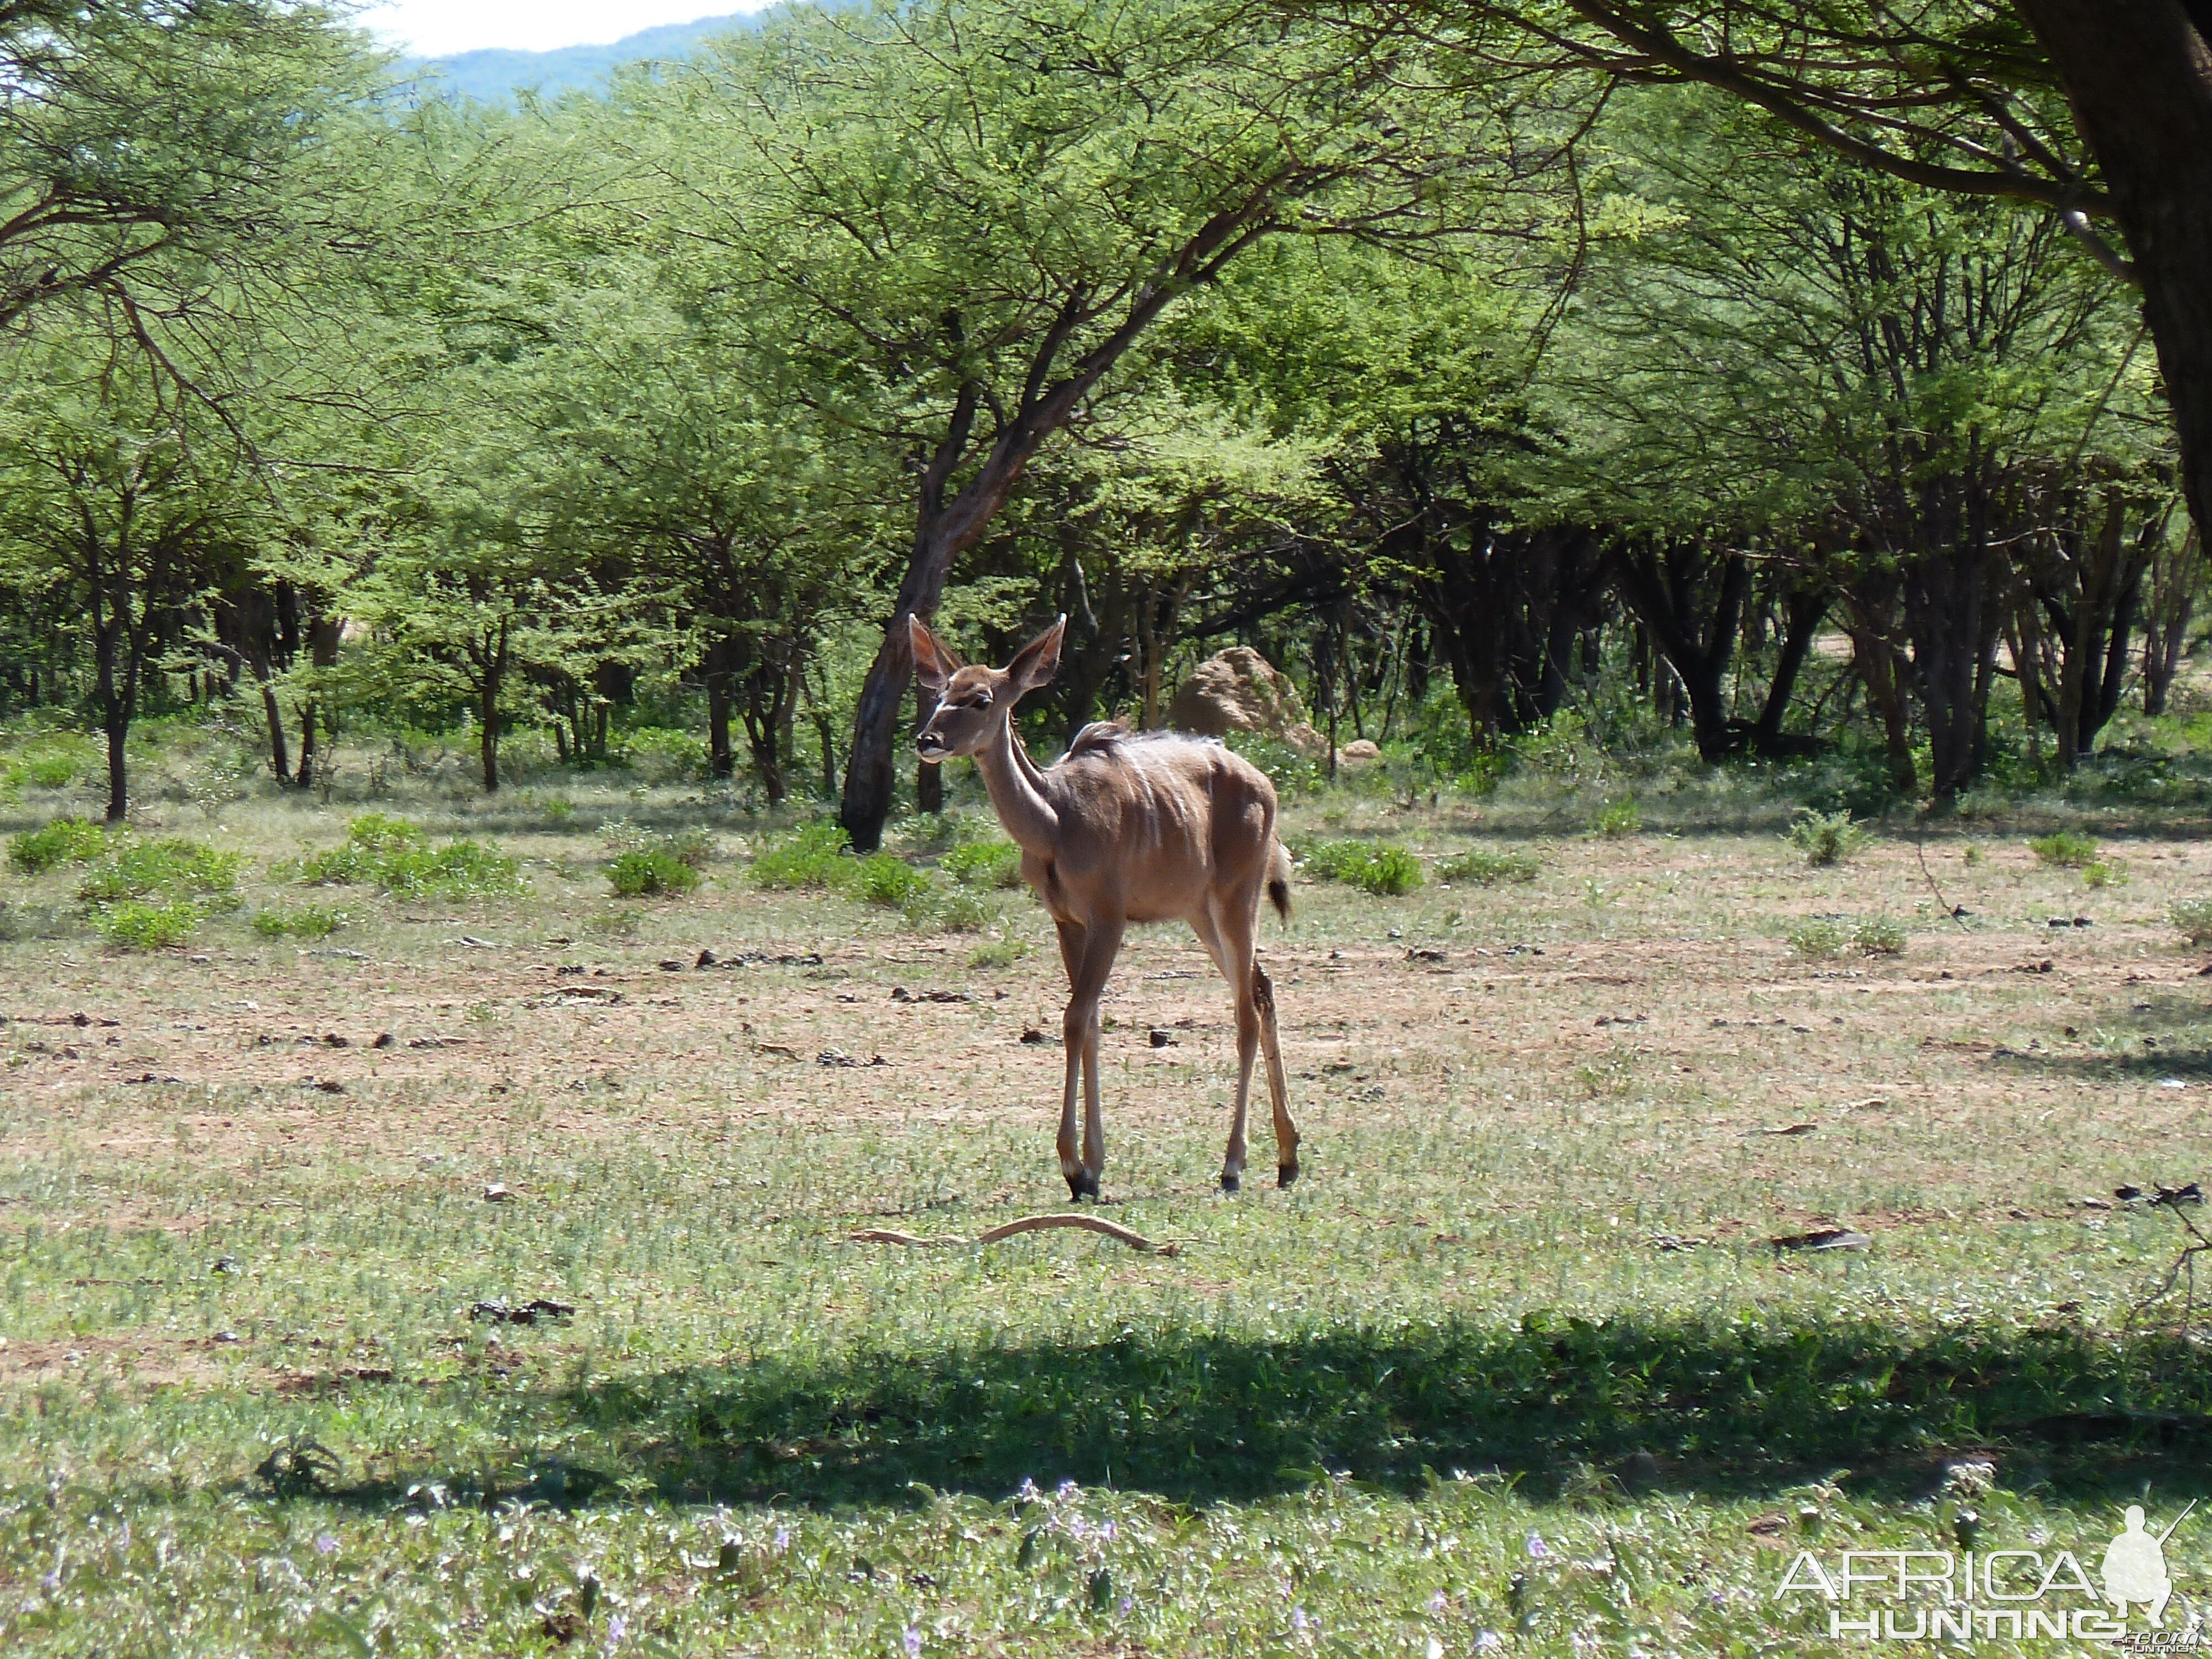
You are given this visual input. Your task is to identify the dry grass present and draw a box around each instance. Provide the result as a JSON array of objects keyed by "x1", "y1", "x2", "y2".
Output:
[{"x1": 5, "y1": 760, "x2": 2212, "y2": 1654}]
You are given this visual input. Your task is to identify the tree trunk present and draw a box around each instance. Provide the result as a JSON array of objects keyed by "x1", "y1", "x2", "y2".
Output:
[
  {"x1": 479, "y1": 682, "x2": 500, "y2": 794},
  {"x1": 1901, "y1": 540, "x2": 1998, "y2": 801},
  {"x1": 1750, "y1": 585, "x2": 1825, "y2": 753},
  {"x1": 703, "y1": 635, "x2": 740, "y2": 782},
  {"x1": 2016, "y1": 1, "x2": 2212, "y2": 555},
  {"x1": 102, "y1": 708, "x2": 129, "y2": 823},
  {"x1": 1610, "y1": 540, "x2": 1750, "y2": 761},
  {"x1": 260, "y1": 682, "x2": 290, "y2": 783},
  {"x1": 1847, "y1": 624, "x2": 1918, "y2": 793}
]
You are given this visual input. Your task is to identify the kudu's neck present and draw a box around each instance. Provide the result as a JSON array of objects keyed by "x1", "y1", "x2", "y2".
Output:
[{"x1": 971, "y1": 716, "x2": 1060, "y2": 854}]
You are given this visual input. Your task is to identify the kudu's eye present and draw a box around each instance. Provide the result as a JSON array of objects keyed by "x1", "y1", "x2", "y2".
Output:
[{"x1": 971, "y1": 691, "x2": 992, "y2": 709}]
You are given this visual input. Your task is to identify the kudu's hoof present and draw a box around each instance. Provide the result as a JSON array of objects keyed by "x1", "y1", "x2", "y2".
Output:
[
  {"x1": 1067, "y1": 1171, "x2": 1100, "y2": 1201},
  {"x1": 1277, "y1": 1164, "x2": 1301, "y2": 1190},
  {"x1": 1219, "y1": 1172, "x2": 1240, "y2": 1193}
]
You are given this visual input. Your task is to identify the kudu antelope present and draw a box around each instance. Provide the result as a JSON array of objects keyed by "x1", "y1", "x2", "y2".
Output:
[{"x1": 911, "y1": 614, "x2": 1299, "y2": 1198}]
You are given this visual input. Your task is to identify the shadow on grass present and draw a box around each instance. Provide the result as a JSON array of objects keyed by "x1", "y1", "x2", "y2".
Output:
[{"x1": 324, "y1": 1313, "x2": 2212, "y2": 1514}]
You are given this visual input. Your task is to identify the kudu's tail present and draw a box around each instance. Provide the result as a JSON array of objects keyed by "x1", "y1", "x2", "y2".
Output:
[{"x1": 1266, "y1": 841, "x2": 1293, "y2": 924}]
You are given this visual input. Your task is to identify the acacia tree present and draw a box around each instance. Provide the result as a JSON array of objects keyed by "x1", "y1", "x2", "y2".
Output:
[
  {"x1": 617, "y1": 0, "x2": 1482, "y2": 847},
  {"x1": 0, "y1": 347, "x2": 264, "y2": 819},
  {"x1": 509, "y1": 265, "x2": 892, "y2": 803},
  {"x1": 1531, "y1": 87, "x2": 2151, "y2": 796},
  {"x1": 1399, "y1": 2, "x2": 2212, "y2": 568}
]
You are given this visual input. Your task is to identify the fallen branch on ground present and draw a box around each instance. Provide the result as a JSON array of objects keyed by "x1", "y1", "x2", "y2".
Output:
[{"x1": 848, "y1": 1212, "x2": 1181, "y2": 1255}]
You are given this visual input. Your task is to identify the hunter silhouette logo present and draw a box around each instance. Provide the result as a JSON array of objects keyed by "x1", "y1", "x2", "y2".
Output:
[
  {"x1": 2103, "y1": 1501, "x2": 2194, "y2": 1628},
  {"x1": 1775, "y1": 1498, "x2": 2199, "y2": 1642}
]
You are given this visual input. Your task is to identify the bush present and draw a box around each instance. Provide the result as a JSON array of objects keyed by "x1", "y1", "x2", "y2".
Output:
[
  {"x1": 918, "y1": 884, "x2": 997, "y2": 932},
  {"x1": 1301, "y1": 839, "x2": 1423, "y2": 896},
  {"x1": 601, "y1": 820, "x2": 714, "y2": 869},
  {"x1": 1853, "y1": 916, "x2": 1906, "y2": 956},
  {"x1": 298, "y1": 814, "x2": 523, "y2": 899},
  {"x1": 252, "y1": 905, "x2": 347, "y2": 939},
  {"x1": 941, "y1": 840, "x2": 1024, "y2": 888},
  {"x1": 1787, "y1": 919, "x2": 1847, "y2": 958},
  {"x1": 1434, "y1": 849, "x2": 1539, "y2": 886},
  {"x1": 855, "y1": 851, "x2": 932, "y2": 909},
  {"x1": 79, "y1": 838, "x2": 241, "y2": 906},
  {"x1": 608, "y1": 848, "x2": 703, "y2": 897},
  {"x1": 1589, "y1": 796, "x2": 1642, "y2": 838},
  {"x1": 750, "y1": 822, "x2": 854, "y2": 890},
  {"x1": 1787, "y1": 810, "x2": 1866, "y2": 867},
  {"x1": 2028, "y1": 831, "x2": 2098, "y2": 868},
  {"x1": 2171, "y1": 898, "x2": 2212, "y2": 945},
  {"x1": 1790, "y1": 915, "x2": 1904, "y2": 957},
  {"x1": 8, "y1": 816, "x2": 109, "y2": 874},
  {"x1": 2082, "y1": 859, "x2": 2127, "y2": 889},
  {"x1": 95, "y1": 899, "x2": 201, "y2": 950}
]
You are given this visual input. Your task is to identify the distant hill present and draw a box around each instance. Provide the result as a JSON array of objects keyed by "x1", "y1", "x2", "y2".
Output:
[{"x1": 402, "y1": 13, "x2": 759, "y2": 105}]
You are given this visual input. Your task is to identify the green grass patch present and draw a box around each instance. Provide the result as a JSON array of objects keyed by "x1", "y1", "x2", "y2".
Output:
[
  {"x1": 77, "y1": 838, "x2": 241, "y2": 906},
  {"x1": 2028, "y1": 831, "x2": 2098, "y2": 867},
  {"x1": 7, "y1": 816, "x2": 110, "y2": 874},
  {"x1": 2171, "y1": 896, "x2": 2212, "y2": 944},
  {"x1": 608, "y1": 848, "x2": 704, "y2": 897},
  {"x1": 91, "y1": 898, "x2": 202, "y2": 950},
  {"x1": 749, "y1": 822, "x2": 854, "y2": 890},
  {"x1": 1300, "y1": 839, "x2": 1423, "y2": 896},
  {"x1": 1786, "y1": 808, "x2": 1866, "y2": 866},
  {"x1": 1434, "y1": 848, "x2": 1538, "y2": 886},
  {"x1": 251, "y1": 904, "x2": 348, "y2": 940},
  {"x1": 1588, "y1": 796, "x2": 1642, "y2": 837},
  {"x1": 1790, "y1": 915, "x2": 1905, "y2": 957},
  {"x1": 297, "y1": 813, "x2": 523, "y2": 899},
  {"x1": 940, "y1": 839, "x2": 1024, "y2": 888},
  {"x1": 855, "y1": 851, "x2": 931, "y2": 909}
]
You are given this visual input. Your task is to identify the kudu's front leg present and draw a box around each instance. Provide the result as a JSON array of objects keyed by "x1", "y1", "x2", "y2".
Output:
[{"x1": 1053, "y1": 919, "x2": 1123, "y2": 1199}]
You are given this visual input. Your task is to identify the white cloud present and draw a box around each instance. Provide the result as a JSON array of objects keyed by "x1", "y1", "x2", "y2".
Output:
[{"x1": 356, "y1": 2, "x2": 748, "y2": 59}]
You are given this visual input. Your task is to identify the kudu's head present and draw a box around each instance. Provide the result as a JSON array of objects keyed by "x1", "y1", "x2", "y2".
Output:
[{"x1": 911, "y1": 614, "x2": 1065, "y2": 761}]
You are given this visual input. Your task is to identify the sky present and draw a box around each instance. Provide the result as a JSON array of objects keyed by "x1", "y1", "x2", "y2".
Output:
[{"x1": 355, "y1": 2, "x2": 738, "y2": 58}]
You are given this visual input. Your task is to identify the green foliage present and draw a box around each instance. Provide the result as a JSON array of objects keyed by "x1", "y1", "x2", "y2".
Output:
[
  {"x1": 92, "y1": 899, "x2": 201, "y2": 950},
  {"x1": 1588, "y1": 797, "x2": 1642, "y2": 838},
  {"x1": 3, "y1": 737, "x2": 96, "y2": 794},
  {"x1": 969, "y1": 936, "x2": 1030, "y2": 968},
  {"x1": 750, "y1": 823, "x2": 854, "y2": 890},
  {"x1": 1854, "y1": 916, "x2": 1906, "y2": 956},
  {"x1": 77, "y1": 839, "x2": 240, "y2": 906},
  {"x1": 2081, "y1": 859, "x2": 2126, "y2": 889},
  {"x1": 1790, "y1": 915, "x2": 1905, "y2": 957},
  {"x1": 251, "y1": 904, "x2": 347, "y2": 940},
  {"x1": 608, "y1": 848, "x2": 703, "y2": 897},
  {"x1": 297, "y1": 815, "x2": 522, "y2": 899},
  {"x1": 1434, "y1": 848, "x2": 1539, "y2": 886},
  {"x1": 2027, "y1": 832, "x2": 2098, "y2": 868},
  {"x1": 1300, "y1": 839, "x2": 1423, "y2": 895},
  {"x1": 2170, "y1": 898, "x2": 2212, "y2": 945},
  {"x1": 1787, "y1": 918, "x2": 1846, "y2": 957},
  {"x1": 8, "y1": 816, "x2": 109, "y2": 874},
  {"x1": 855, "y1": 852, "x2": 931, "y2": 909},
  {"x1": 940, "y1": 840, "x2": 1024, "y2": 889},
  {"x1": 1786, "y1": 810, "x2": 1866, "y2": 866},
  {"x1": 602, "y1": 820, "x2": 714, "y2": 869}
]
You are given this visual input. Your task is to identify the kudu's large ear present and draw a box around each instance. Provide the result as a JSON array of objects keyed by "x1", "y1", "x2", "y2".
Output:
[
  {"x1": 907, "y1": 614, "x2": 962, "y2": 698},
  {"x1": 1006, "y1": 615, "x2": 1067, "y2": 696}
]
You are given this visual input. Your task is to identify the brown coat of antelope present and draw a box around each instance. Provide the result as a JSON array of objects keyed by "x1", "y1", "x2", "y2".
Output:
[{"x1": 910, "y1": 615, "x2": 1300, "y2": 1199}]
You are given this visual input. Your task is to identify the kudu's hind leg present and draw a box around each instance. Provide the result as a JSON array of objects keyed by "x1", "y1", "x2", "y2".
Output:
[
  {"x1": 1252, "y1": 962, "x2": 1299, "y2": 1187},
  {"x1": 1194, "y1": 902, "x2": 1264, "y2": 1193}
]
